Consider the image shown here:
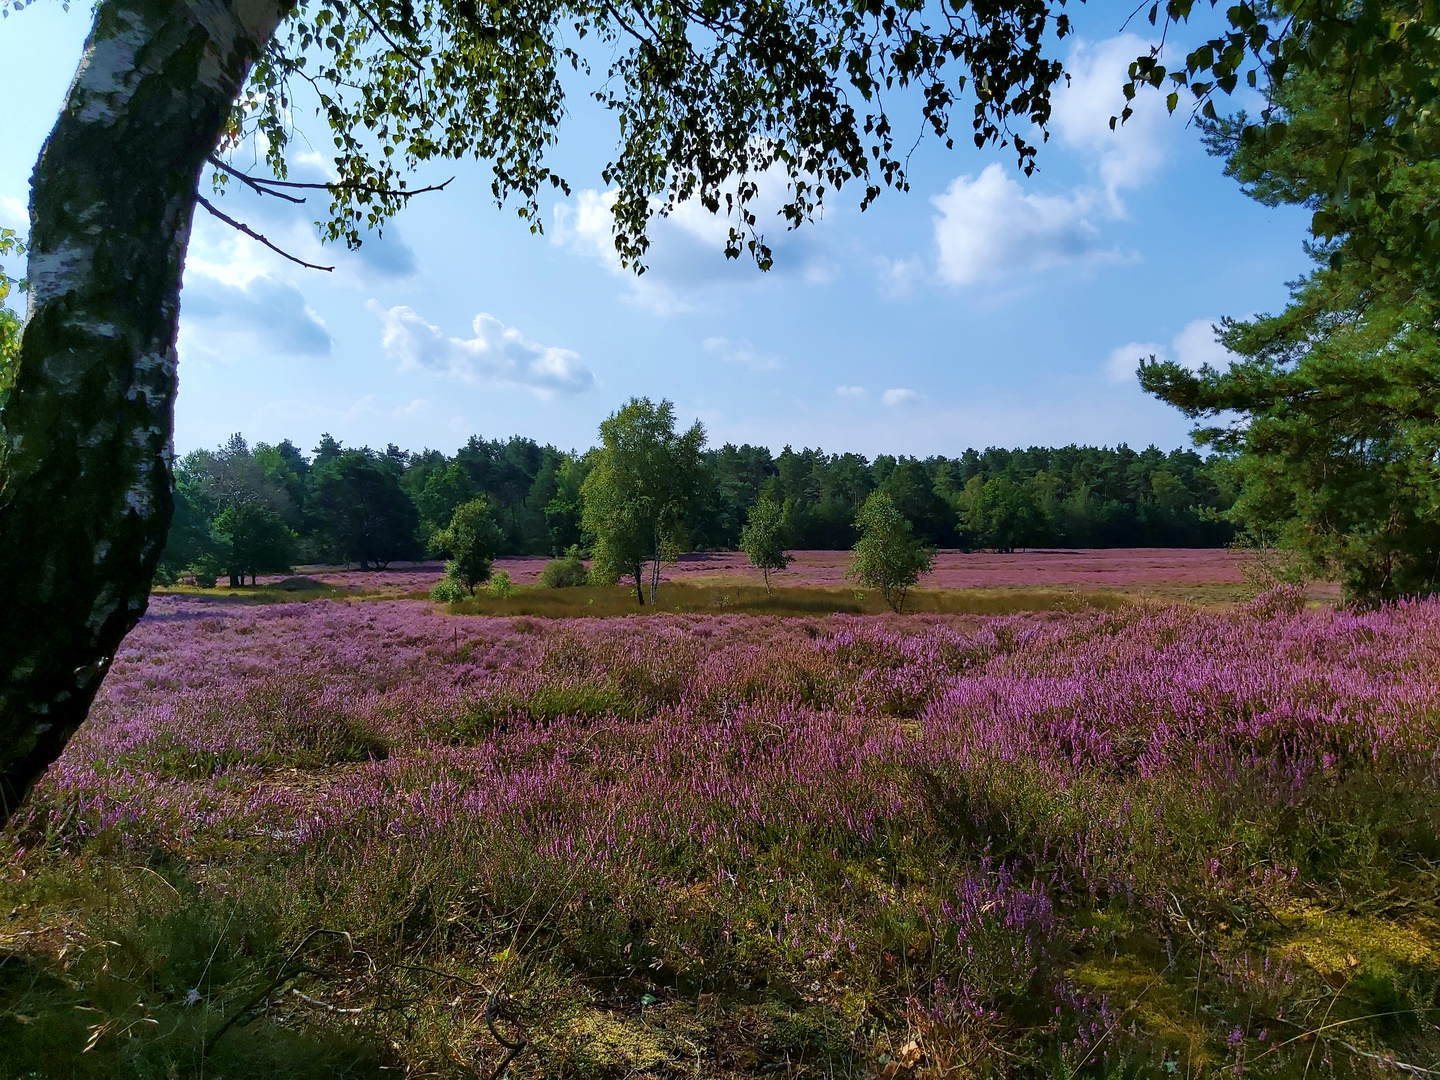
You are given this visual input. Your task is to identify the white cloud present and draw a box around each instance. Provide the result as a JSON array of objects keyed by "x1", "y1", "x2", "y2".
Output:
[
  {"x1": 1105, "y1": 340, "x2": 1165, "y2": 384},
  {"x1": 932, "y1": 165, "x2": 1115, "y2": 286},
  {"x1": 369, "y1": 302, "x2": 594, "y2": 397},
  {"x1": 178, "y1": 210, "x2": 335, "y2": 359},
  {"x1": 551, "y1": 168, "x2": 832, "y2": 314},
  {"x1": 702, "y1": 336, "x2": 781, "y2": 372},
  {"x1": 552, "y1": 189, "x2": 621, "y2": 268},
  {"x1": 924, "y1": 35, "x2": 1172, "y2": 291},
  {"x1": 181, "y1": 270, "x2": 332, "y2": 357},
  {"x1": 835, "y1": 385, "x2": 867, "y2": 399},
  {"x1": 393, "y1": 397, "x2": 428, "y2": 418},
  {"x1": 1051, "y1": 34, "x2": 1172, "y2": 207},
  {"x1": 881, "y1": 387, "x2": 921, "y2": 407},
  {"x1": 1171, "y1": 317, "x2": 1233, "y2": 371},
  {"x1": 1104, "y1": 318, "x2": 1235, "y2": 384},
  {"x1": 875, "y1": 255, "x2": 925, "y2": 298}
]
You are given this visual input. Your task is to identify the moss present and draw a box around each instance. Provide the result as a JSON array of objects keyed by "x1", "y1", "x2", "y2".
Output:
[
  {"x1": 1068, "y1": 956, "x2": 1210, "y2": 1062},
  {"x1": 1273, "y1": 901, "x2": 1440, "y2": 977},
  {"x1": 552, "y1": 1009, "x2": 673, "y2": 1077}
]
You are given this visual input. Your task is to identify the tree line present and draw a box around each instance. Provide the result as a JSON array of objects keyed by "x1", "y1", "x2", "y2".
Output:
[{"x1": 160, "y1": 414, "x2": 1235, "y2": 587}]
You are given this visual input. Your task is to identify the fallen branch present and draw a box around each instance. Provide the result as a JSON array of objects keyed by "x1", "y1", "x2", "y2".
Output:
[{"x1": 206, "y1": 928, "x2": 353, "y2": 1046}]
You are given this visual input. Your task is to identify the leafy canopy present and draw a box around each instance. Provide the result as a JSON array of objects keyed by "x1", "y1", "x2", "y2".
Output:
[
  {"x1": 1142, "y1": 53, "x2": 1440, "y2": 604},
  {"x1": 226, "y1": 0, "x2": 1077, "y2": 271},
  {"x1": 740, "y1": 495, "x2": 791, "y2": 594},
  {"x1": 581, "y1": 397, "x2": 704, "y2": 602},
  {"x1": 0, "y1": 0, "x2": 1430, "y2": 287},
  {"x1": 0, "y1": 228, "x2": 22, "y2": 411},
  {"x1": 309, "y1": 449, "x2": 422, "y2": 569},
  {"x1": 213, "y1": 503, "x2": 295, "y2": 584},
  {"x1": 849, "y1": 490, "x2": 933, "y2": 613}
]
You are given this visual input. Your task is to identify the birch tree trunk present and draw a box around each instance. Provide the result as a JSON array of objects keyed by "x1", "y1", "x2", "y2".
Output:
[{"x1": 0, "y1": 0, "x2": 290, "y2": 819}]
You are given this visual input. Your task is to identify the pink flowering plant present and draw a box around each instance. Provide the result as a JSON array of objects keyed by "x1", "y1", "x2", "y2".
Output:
[{"x1": 2, "y1": 590, "x2": 1438, "y2": 1077}]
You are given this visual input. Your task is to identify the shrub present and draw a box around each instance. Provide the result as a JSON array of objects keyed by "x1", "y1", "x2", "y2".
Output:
[
  {"x1": 540, "y1": 547, "x2": 590, "y2": 588},
  {"x1": 429, "y1": 576, "x2": 467, "y2": 603},
  {"x1": 486, "y1": 569, "x2": 517, "y2": 598}
]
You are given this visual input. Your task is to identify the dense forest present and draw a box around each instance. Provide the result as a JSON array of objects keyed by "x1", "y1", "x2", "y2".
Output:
[{"x1": 161, "y1": 429, "x2": 1234, "y2": 584}]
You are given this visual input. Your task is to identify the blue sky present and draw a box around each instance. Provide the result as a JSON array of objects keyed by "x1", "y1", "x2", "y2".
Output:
[{"x1": 0, "y1": 1, "x2": 1312, "y2": 459}]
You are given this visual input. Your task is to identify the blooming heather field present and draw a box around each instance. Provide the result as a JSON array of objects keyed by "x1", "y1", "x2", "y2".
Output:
[{"x1": 3, "y1": 588, "x2": 1438, "y2": 1079}]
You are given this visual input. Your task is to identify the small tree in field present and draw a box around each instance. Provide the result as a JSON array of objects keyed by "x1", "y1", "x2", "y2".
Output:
[
  {"x1": 740, "y1": 497, "x2": 791, "y2": 594},
  {"x1": 582, "y1": 399, "x2": 704, "y2": 605},
  {"x1": 433, "y1": 498, "x2": 503, "y2": 595},
  {"x1": 850, "y1": 492, "x2": 934, "y2": 613}
]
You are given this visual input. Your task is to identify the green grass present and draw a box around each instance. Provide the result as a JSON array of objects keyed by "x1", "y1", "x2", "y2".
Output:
[
  {"x1": 152, "y1": 576, "x2": 359, "y2": 604},
  {"x1": 445, "y1": 581, "x2": 1130, "y2": 618}
]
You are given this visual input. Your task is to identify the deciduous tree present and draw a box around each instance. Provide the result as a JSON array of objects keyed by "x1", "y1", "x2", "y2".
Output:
[
  {"x1": 0, "y1": 229, "x2": 21, "y2": 411},
  {"x1": 213, "y1": 503, "x2": 295, "y2": 586},
  {"x1": 432, "y1": 497, "x2": 502, "y2": 595},
  {"x1": 850, "y1": 491, "x2": 934, "y2": 614},
  {"x1": 740, "y1": 496, "x2": 791, "y2": 595},
  {"x1": 309, "y1": 449, "x2": 421, "y2": 570},
  {"x1": 582, "y1": 399, "x2": 703, "y2": 605}
]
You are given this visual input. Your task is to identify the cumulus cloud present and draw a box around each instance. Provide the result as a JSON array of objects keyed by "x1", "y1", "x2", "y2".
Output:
[
  {"x1": 182, "y1": 272, "x2": 332, "y2": 356},
  {"x1": 1051, "y1": 34, "x2": 1172, "y2": 206},
  {"x1": 370, "y1": 302, "x2": 594, "y2": 397},
  {"x1": 835, "y1": 385, "x2": 867, "y2": 399},
  {"x1": 932, "y1": 165, "x2": 1114, "y2": 286},
  {"x1": 1105, "y1": 318, "x2": 1235, "y2": 383},
  {"x1": 924, "y1": 35, "x2": 1173, "y2": 290},
  {"x1": 702, "y1": 336, "x2": 782, "y2": 372},
  {"x1": 1171, "y1": 318, "x2": 1235, "y2": 371},
  {"x1": 881, "y1": 387, "x2": 921, "y2": 407},
  {"x1": 352, "y1": 227, "x2": 419, "y2": 279},
  {"x1": 178, "y1": 214, "x2": 335, "y2": 358},
  {"x1": 874, "y1": 255, "x2": 925, "y2": 298},
  {"x1": 1105, "y1": 340, "x2": 1165, "y2": 384},
  {"x1": 552, "y1": 169, "x2": 832, "y2": 313},
  {"x1": 201, "y1": 146, "x2": 421, "y2": 284}
]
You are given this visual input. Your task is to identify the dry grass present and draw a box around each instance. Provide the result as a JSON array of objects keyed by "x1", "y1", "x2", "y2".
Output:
[{"x1": 442, "y1": 582, "x2": 1131, "y2": 618}]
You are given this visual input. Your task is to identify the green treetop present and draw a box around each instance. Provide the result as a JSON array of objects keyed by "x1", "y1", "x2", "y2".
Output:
[
  {"x1": 1142, "y1": 57, "x2": 1440, "y2": 604},
  {"x1": 849, "y1": 491, "x2": 934, "y2": 614},
  {"x1": 740, "y1": 496, "x2": 792, "y2": 594},
  {"x1": 582, "y1": 398, "x2": 704, "y2": 605}
]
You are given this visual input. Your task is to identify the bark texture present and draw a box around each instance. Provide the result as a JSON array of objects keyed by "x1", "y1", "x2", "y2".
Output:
[{"x1": 0, "y1": 0, "x2": 289, "y2": 819}]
